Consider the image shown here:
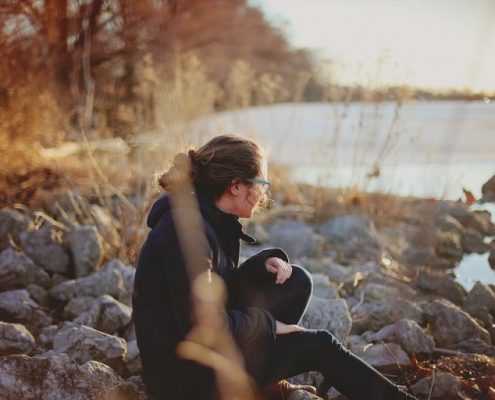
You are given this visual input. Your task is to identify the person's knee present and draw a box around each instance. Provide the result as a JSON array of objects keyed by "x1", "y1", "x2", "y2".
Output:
[
  {"x1": 314, "y1": 330, "x2": 348, "y2": 355},
  {"x1": 289, "y1": 265, "x2": 313, "y2": 298}
]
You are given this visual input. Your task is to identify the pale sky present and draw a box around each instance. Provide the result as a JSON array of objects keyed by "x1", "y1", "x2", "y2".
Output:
[{"x1": 251, "y1": 0, "x2": 495, "y2": 92}]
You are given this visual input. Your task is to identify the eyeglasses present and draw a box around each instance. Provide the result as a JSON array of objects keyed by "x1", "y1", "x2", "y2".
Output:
[{"x1": 245, "y1": 178, "x2": 271, "y2": 194}]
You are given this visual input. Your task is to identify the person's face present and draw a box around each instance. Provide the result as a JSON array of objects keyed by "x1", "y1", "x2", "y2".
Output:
[{"x1": 231, "y1": 159, "x2": 269, "y2": 218}]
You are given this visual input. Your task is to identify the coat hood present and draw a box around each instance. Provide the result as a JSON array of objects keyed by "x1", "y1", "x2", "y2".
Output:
[{"x1": 146, "y1": 194, "x2": 172, "y2": 228}]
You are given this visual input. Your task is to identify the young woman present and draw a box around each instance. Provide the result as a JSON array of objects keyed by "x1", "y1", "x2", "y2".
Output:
[{"x1": 132, "y1": 134, "x2": 419, "y2": 400}]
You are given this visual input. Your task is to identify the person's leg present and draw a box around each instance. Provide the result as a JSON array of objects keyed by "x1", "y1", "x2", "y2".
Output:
[
  {"x1": 247, "y1": 329, "x2": 418, "y2": 400},
  {"x1": 231, "y1": 264, "x2": 313, "y2": 324}
]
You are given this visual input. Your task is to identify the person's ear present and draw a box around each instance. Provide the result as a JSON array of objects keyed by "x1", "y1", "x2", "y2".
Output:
[{"x1": 230, "y1": 178, "x2": 242, "y2": 196}]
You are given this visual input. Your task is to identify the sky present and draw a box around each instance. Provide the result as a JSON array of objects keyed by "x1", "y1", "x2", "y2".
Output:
[{"x1": 250, "y1": 0, "x2": 495, "y2": 92}]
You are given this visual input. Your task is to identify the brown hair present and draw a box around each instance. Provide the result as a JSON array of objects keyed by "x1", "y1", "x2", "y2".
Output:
[{"x1": 157, "y1": 134, "x2": 265, "y2": 200}]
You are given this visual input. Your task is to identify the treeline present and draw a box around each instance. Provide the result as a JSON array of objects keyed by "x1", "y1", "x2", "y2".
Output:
[{"x1": 0, "y1": 0, "x2": 319, "y2": 144}]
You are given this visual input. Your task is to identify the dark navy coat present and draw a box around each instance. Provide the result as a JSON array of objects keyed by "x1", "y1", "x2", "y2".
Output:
[{"x1": 132, "y1": 189, "x2": 289, "y2": 398}]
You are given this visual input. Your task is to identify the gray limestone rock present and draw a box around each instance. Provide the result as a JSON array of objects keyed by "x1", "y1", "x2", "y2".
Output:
[
  {"x1": 0, "y1": 353, "x2": 124, "y2": 400},
  {"x1": 301, "y1": 297, "x2": 351, "y2": 342},
  {"x1": 19, "y1": 223, "x2": 70, "y2": 274},
  {"x1": 0, "y1": 289, "x2": 52, "y2": 335},
  {"x1": 68, "y1": 225, "x2": 104, "y2": 278},
  {"x1": 0, "y1": 248, "x2": 50, "y2": 291},
  {"x1": 0, "y1": 321, "x2": 35, "y2": 356},
  {"x1": 362, "y1": 319, "x2": 435, "y2": 354},
  {"x1": 424, "y1": 299, "x2": 491, "y2": 348},
  {"x1": 51, "y1": 324, "x2": 127, "y2": 373},
  {"x1": 352, "y1": 298, "x2": 424, "y2": 334},
  {"x1": 74, "y1": 295, "x2": 132, "y2": 335}
]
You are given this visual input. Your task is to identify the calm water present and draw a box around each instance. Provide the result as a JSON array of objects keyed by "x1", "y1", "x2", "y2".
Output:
[{"x1": 198, "y1": 101, "x2": 495, "y2": 289}]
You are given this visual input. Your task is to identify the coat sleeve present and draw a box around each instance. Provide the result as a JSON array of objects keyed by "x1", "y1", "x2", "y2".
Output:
[
  {"x1": 151, "y1": 226, "x2": 277, "y2": 347},
  {"x1": 234, "y1": 247, "x2": 291, "y2": 281}
]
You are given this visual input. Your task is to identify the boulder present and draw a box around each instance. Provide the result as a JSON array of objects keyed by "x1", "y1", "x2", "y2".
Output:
[
  {"x1": 0, "y1": 322, "x2": 35, "y2": 356},
  {"x1": 362, "y1": 319, "x2": 435, "y2": 354},
  {"x1": 36, "y1": 325, "x2": 58, "y2": 351},
  {"x1": 0, "y1": 353, "x2": 124, "y2": 400},
  {"x1": 352, "y1": 343, "x2": 410, "y2": 369},
  {"x1": 481, "y1": 175, "x2": 495, "y2": 202},
  {"x1": 301, "y1": 297, "x2": 351, "y2": 342},
  {"x1": 462, "y1": 228, "x2": 490, "y2": 254},
  {"x1": 68, "y1": 225, "x2": 104, "y2": 278},
  {"x1": 19, "y1": 223, "x2": 70, "y2": 274},
  {"x1": 0, "y1": 289, "x2": 52, "y2": 334},
  {"x1": 401, "y1": 246, "x2": 451, "y2": 269},
  {"x1": 74, "y1": 295, "x2": 132, "y2": 335},
  {"x1": 63, "y1": 296, "x2": 97, "y2": 320},
  {"x1": 50, "y1": 262, "x2": 126, "y2": 302},
  {"x1": 268, "y1": 219, "x2": 321, "y2": 259},
  {"x1": 464, "y1": 281, "x2": 495, "y2": 313},
  {"x1": 0, "y1": 248, "x2": 51, "y2": 291},
  {"x1": 311, "y1": 274, "x2": 339, "y2": 299},
  {"x1": 320, "y1": 216, "x2": 384, "y2": 262},
  {"x1": 51, "y1": 324, "x2": 127, "y2": 373},
  {"x1": 123, "y1": 322, "x2": 136, "y2": 342},
  {"x1": 424, "y1": 299, "x2": 491, "y2": 348},
  {"x1": 434, "y1": 231, "x2": 463, "y2": 262},
  {"x1": 125, "y1": 340, "x2": 142, "y2": 376},
  {"x1": 352, "y1": 298, "x2": 424, "y2": 334},
  {"x1": 490, "y1": 245, "x2": 495, "y2": 269},
  {"x1": 353, "y1": 282, "x2": 405, "y2": 303},
  {"x1": 436, "y1": 214, "x2": 464, "y2": 236},
  {"x1": 416, "y1": 270, "x2": 467, "y2": 305},
  {"x1": 0, "y1": 208, "x2": 30, "y2": 251},
  {"x1": 410, "y1": 371, "x2": 462, "y2": 399},
  {"x1": 26, "y1": 284, "x2": 50, "y2": 307}
]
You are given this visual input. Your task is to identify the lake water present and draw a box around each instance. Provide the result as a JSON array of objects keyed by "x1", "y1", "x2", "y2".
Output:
[{"x1": 197, "y1": 101, "x2": 495, "y2": 289}]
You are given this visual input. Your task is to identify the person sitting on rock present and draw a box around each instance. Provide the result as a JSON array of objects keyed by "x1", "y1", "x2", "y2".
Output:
[{"x1": 132, "y1": 134, "x2": 419, "y2": 400}]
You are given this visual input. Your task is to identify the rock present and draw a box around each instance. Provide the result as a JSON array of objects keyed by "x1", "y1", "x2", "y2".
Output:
[
  {"x1": 354, "y1": 282, "x2": 404, "y2": 303},
  {"x1": 362, "y1": 319, "x2": 435, "y2": 354},
  {"x1": 462, "y1": 228, "x2": 490, "y2": 254},
  {"x1": 107, "y1": 375, "x2": 148, "y2": 400},
  {"x1": 401, "y1": 246, "x2": 451, "y2": 269},
  {"x1": 410, "y1": 371, "x2": 462, "y2": 399},
  {"x1": 464, "y1": 281, "x2": 495, "y2": 313},
  {"x1": 490, "y1": 245, "x2": 495, "y2": 269},
  {"x1": 424, "y1": 299, "x2": 491, "y2": 347},
  {"x1": 36, "y1": 325, "x2": 58, "y2": 351},
  {"x1": 0, "y1": 322, "x2": 35, "y2": 355},
  {"x1": 287, "y1": 390, "x2": 323, "y2": 400},
  {"x1": 299, "y1": 256, "x2": 335, "y2": 274},
  {"x1": 68, "y1": 226, "x2": 104, "y2": 278},
  {"x1": 0, "y1": 248, "x2": 51, "y2": 291},
  {"x1": 123, "y1": 322, "x2": 136, "y2": 342},
  {"x1": 301, "y1": 297, "x2": 351, "y2": 342},
  {"x1": 352, "y1": 298, "x2": 424, "y2": 334},
  {"x1": 26, "y1": 284, "x2": 49, "y2": 307},
  {"x1": 437, "y1": 214, "x2": 465, "y2": 236},
  {"x1": 462, "y1": 303, "x2": 493, "y2": 330},
  {"x1": 19, "y1": 223, "x2": 70, "y2": 274},
  {"x1": 416, "y1": 270, "x2": 467, "y2": 305},
  {"x1": 321, "y1": 216, "x2": 384, "y2": 262},
  {"x1": 482, "y1": 175, "x2": 495, "y2": 202},
  {"x1": 0, "y1": 353, "x2": 124, "y2": 400},
  {"x1": 105, "y1": 259, "x2": 135, "y2": 306},
  {"x1": 63, "y1": 296, "x2": 97, "y2": 320},
  {"x1": 74, "y1": 295, "x2": 132, "y2": 335},
  {"x1": 50, "y1": 262, "x2": 126, "y2": 302},
  {"x1": 352, "y1": 343, "x2": 410, "y2": 369},
  {"x1": 51, "y1": 324, "x2": 127, "y2": 373},
  {"x1": 434, "y1": 231, "x2": 463, "y2": 262},
  {"x1": 455, "y1": 338, "x2": 495, "y2": 356},
  {"x1": 267, "y1": 219, "x2": 321, "y2": 259},
  {"x1": 0, "y1": 208, "x2": 30, "y2": 251},
  {"x1": 125, "y1": 340, "x2": 142, "y2": 376},
  {"x1": 462, "y1": 210, "x2": 495, "y2": 236},
  {"x1": 0, "y1": 289, "x2": 52, "y2": 334},
  {"x1": 245, "y1": 221, "x2": 269, "y2": 244},
  {"x1": 89, "y1": 204, "x2": 119, "y2": 240},
  {"x1": 325, "y1": 263, "x2": 357, "y2": 283},
  {"x1": 311, "y1": 274, "x2": 339, "y2": 299}
]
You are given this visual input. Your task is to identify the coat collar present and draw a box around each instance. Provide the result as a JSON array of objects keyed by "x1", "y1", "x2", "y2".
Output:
[{"x1": 195, "y1": 189, "x2": 256, "y2": 244}]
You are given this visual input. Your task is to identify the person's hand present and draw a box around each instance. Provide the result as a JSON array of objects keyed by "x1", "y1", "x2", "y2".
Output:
[
  {"x1": 275, "y1": 320, "x2": 306, "y2": 335},
  {"x1": 265, "y1": 257, "x2": 292, "y2": 284}
]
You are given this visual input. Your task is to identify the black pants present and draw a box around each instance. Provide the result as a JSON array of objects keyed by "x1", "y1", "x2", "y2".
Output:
[{"x1": 234, "y1": 265, "x2": 418, "y2": 400}]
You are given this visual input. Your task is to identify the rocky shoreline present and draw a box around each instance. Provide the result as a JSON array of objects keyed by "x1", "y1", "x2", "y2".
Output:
[{"x1": 1, "y1": 175, "x2": 495, "y2": 399}]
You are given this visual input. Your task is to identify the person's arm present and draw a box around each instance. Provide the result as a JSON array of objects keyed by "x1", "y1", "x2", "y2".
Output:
[{"x1": 235, "y1": 247, "x2": 291, "y2": 281}]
